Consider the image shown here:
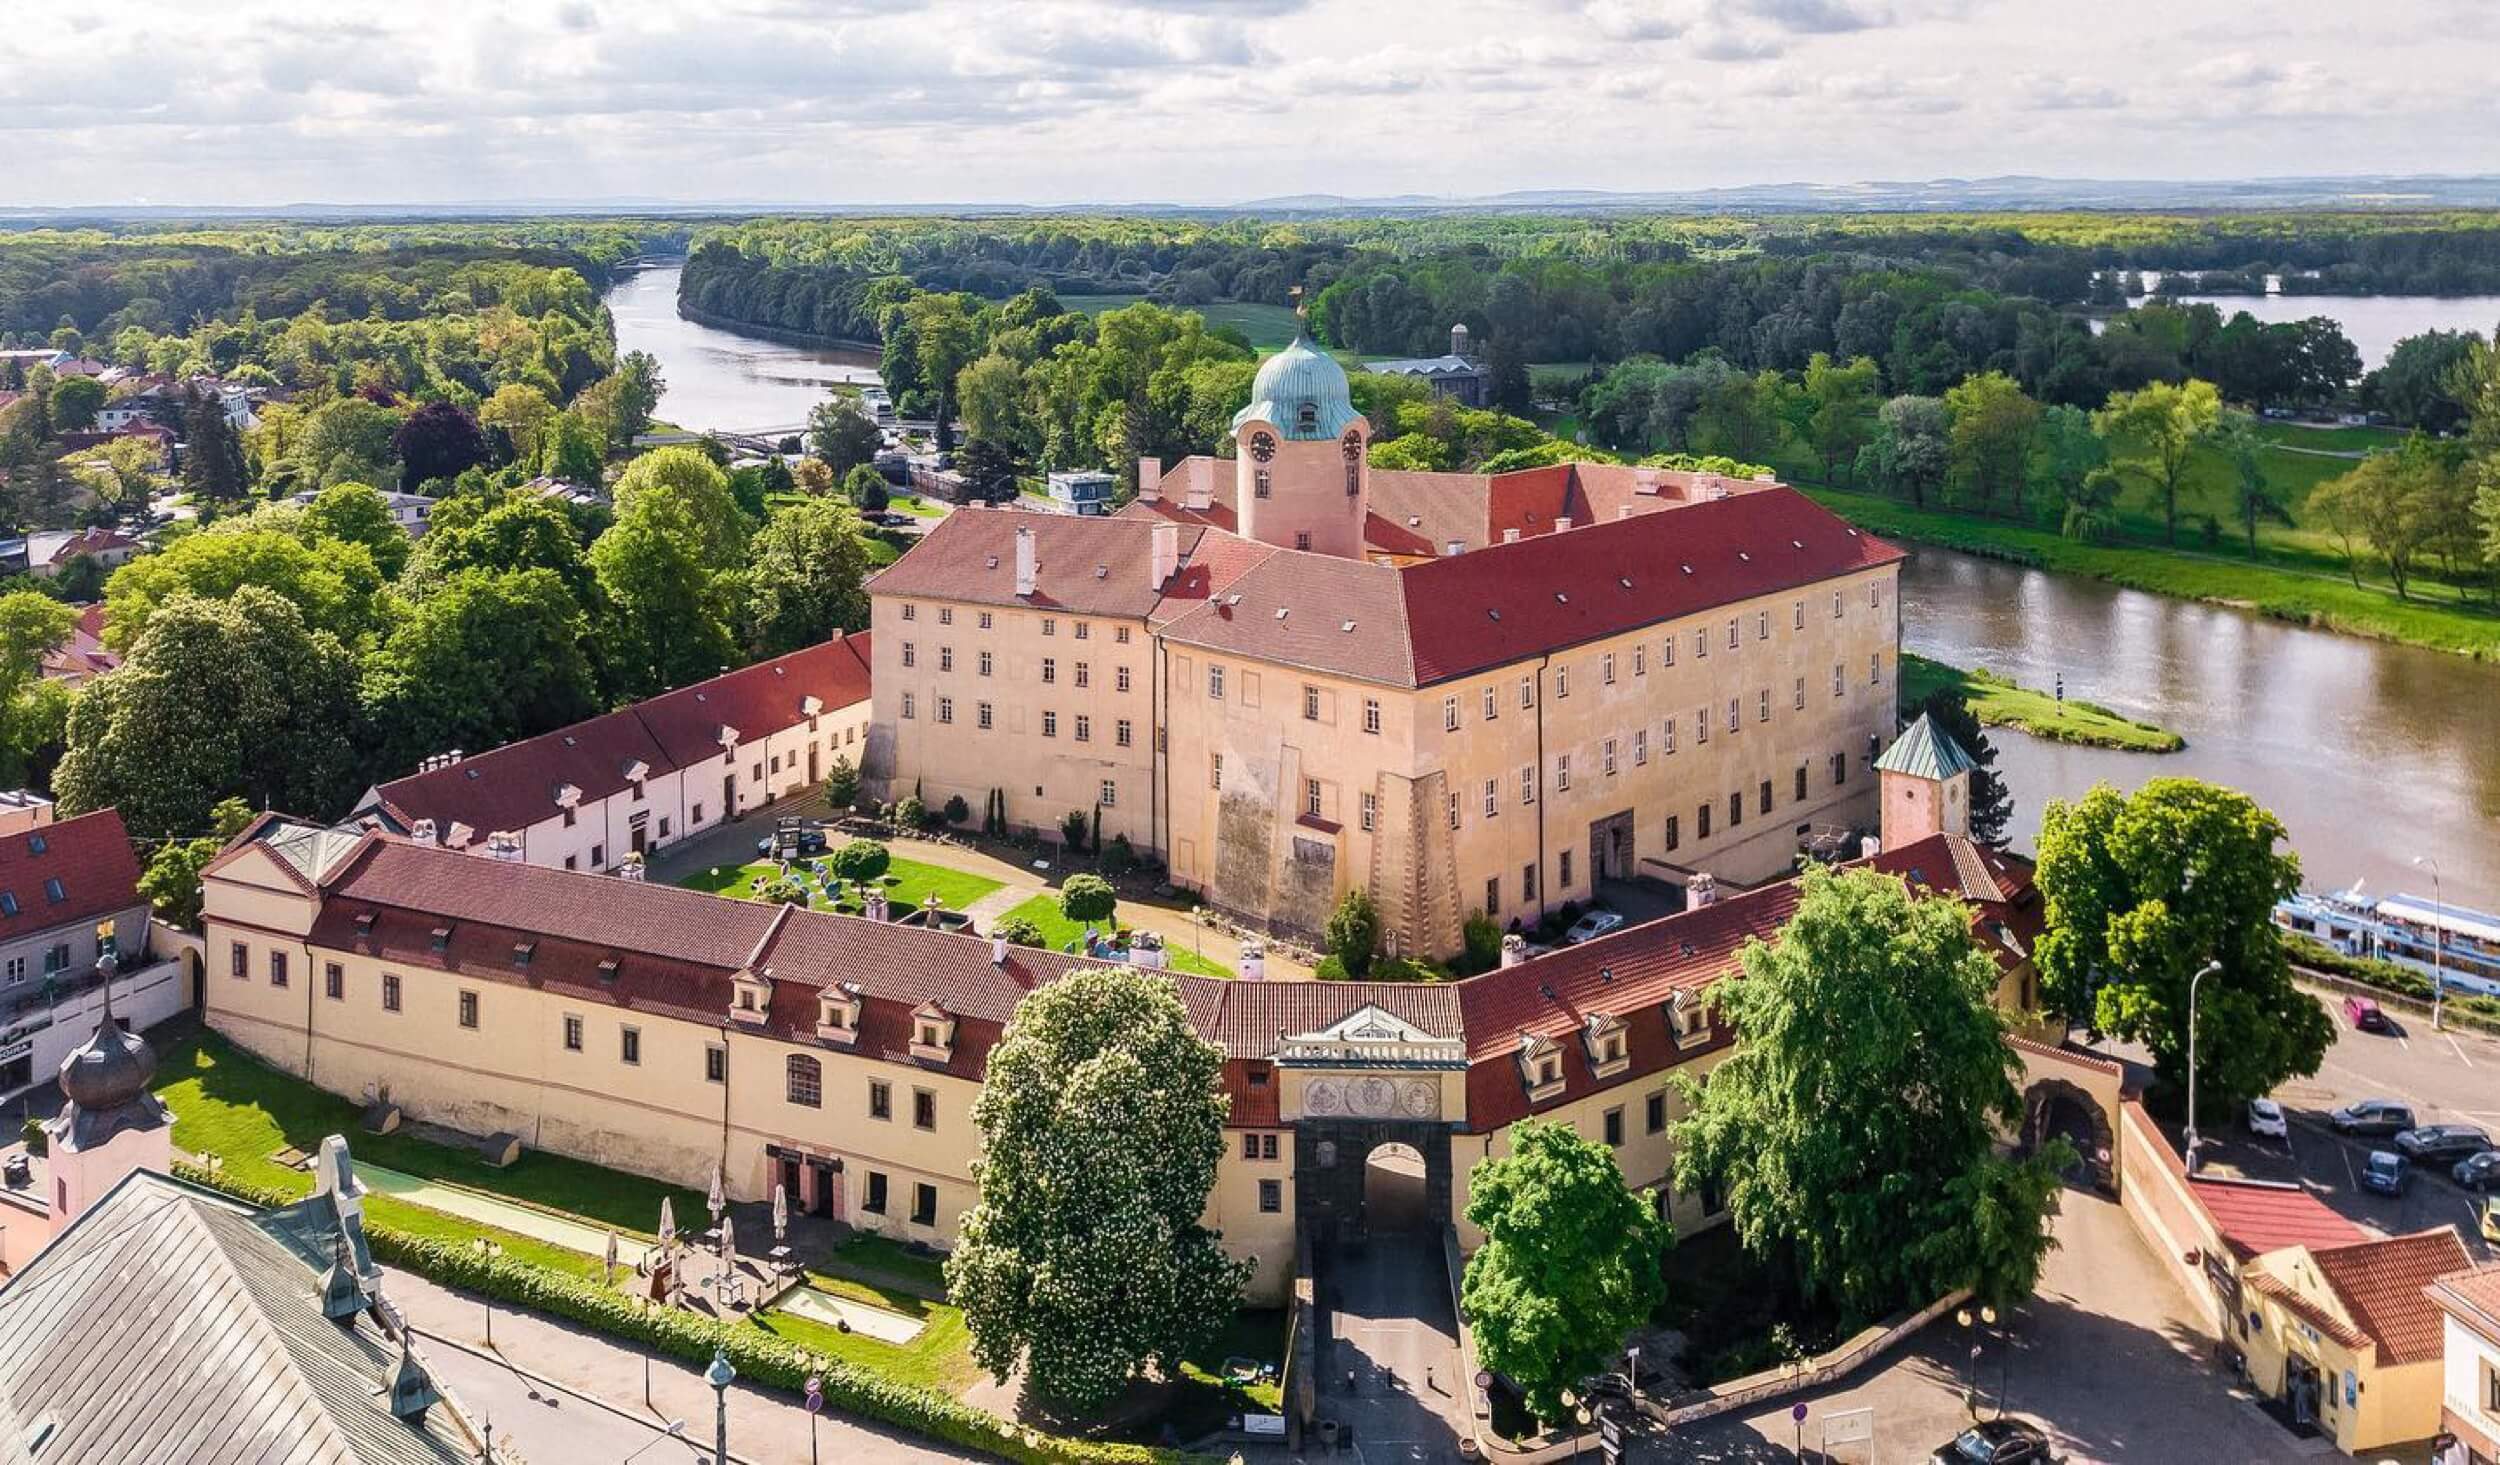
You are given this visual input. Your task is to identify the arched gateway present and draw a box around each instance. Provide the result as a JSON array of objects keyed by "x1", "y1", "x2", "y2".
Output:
[{"x1": 1276, "y1": 1004, "x2": 1464, "y2": 1247}]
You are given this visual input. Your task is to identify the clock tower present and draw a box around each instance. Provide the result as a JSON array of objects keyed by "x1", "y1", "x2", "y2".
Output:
[{"x1": 1231, "y1": 303, "x2": 1370, "y2": 558}]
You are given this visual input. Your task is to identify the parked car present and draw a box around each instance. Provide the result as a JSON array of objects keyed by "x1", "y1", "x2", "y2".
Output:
[
  {"x1": 2362, "y1": 1150, "x2": 2410, "y2": 1196},
  {"x1": 1933, "y1": 1418, "x2": 2054, "y2": 1464},
  {"x1": 2450, "y1": 1150, "x2": 2500, "y2": 1192},
  {"x1": 2395, "y1": 1124, "x2": 2493, "y2": 1163},
  {"x1": 2330, "y1": 1099, "x2": 2417, "y2": 1137},
  {"x1": 2342, "y1": 995, "x2": 2391, "y2": 1032},
  {"x1": 1563, "y1": 909, "x2": 1626, "y2": 945},
  {"x1": 2245, "y1": 1098, "x2": 2288, "y2": 1140},
  {"x1": 756, "y1": 820, "x2": 830, "y2": 860},
  {"x1": 2480, "y1": 1197, "x2": 2500, "y2": 1245}
]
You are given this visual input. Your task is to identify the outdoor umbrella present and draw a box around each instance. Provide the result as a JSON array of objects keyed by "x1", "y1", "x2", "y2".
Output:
[
  {"x1": 659, "y1": 1196, "x2": 677, "y2": 1247},
  {"x1": 773, "y1": 1182, "x2": 789, "y2": 1244},
  {"x1": 604, "y1": 1229, "x2": 619, "y2": 1284},
  {"x1": 708, "y1": 1164, "x2": 726, "y2": 1223}
]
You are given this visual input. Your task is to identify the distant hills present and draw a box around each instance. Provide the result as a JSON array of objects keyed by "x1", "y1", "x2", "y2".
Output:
[{"x1": 12, "y1": 174, "x2": 2500, "y2": 222}]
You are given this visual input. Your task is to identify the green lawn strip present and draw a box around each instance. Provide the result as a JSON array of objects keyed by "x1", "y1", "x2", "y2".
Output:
[
  {"x1": 684, "y1": 856, "x2": 1003, "y2": 914},
  {"x1": 824, "y1": 1232, "x2": 951, "y2": 1298},
  {"x1": 996, "y1": 893, "x2": 1233, "y2": 978},
  {"x1": 1175, "y1": 1309, "x2": 1286, "y2": 1414},
  {"x1": 157, "y1": 1029, "x2": 706, "y2": 1241},
  {"x1": 1900, "y1": 653, "x2": 2183, "y2": 753},
  {"x1": 864, "y1": 536, "x2": 905, "y2": 567},
  {"x1": 757, "y1": 1285, "x2": 979, "y2": 1393},
  {"x1": 890, "y1": 494, "x2": 947, "y2": 520},
  {"x1": 1805, "y1": 486, "x2": 2500, "y2": 660},
  {"x1": 2252, "y1": 421, "x2": 2405, "y2": 454},
  {"x1": 1061, "y1": 295, "x2": 1303, "y2": 350}
]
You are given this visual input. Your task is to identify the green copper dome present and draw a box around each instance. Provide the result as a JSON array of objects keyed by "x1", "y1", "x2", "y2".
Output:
[{"x1": 1233, "y1": 328, "x2": 1363, "y2": 441}]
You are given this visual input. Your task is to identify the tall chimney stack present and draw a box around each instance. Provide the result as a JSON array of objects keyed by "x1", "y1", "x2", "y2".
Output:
[
  {"x1": 1013, "y1": 524, "x2": 1037, "y2": 598},
  {"x1": 1138, "y1": 456, "x2": 1163, "y2": 502},
  {"x1": 1150, "y1": 521, "x2": 1180, "y2": 589}
]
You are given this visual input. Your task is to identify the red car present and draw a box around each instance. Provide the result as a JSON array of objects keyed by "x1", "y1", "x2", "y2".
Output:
[{"x1": 2342, "y1": 996, "x2": 2391, "y2": 1032}]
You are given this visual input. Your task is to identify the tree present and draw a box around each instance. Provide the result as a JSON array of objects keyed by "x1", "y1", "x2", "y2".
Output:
[
  {"x1": 806, "y1": 398, "x2": 883, "y2": 477},
  {"x1": 842, "y1": 464, "x2": 891, "y2": 513},
  {"x1": 956, "y1": 353, "x2": 1029, "y2": 452},
  {"x1": 542, "y1": 409, "x2": 605, "y2": 486},
  {"x1": 826, "y1": 838, "x2": 890, "y2": 885},
  {"x1": 403, "y1": 490, "x2": 598, "y2": 607},
  {"x1": 613, "y1": 446, "x2": 747, "y2": 572},
  {"x1": 2027, "y1": 404, "x2": 2107, "y2": 533},
  {"x1": 294, "y1": 396, "x2": 402, "y2": 490},
  {"x1": 360, "y1": 569, "x2": 600, "y2": 776},
  {"x1": 1673, "y1": 866, "x2": 2067, "y2": 1319},
  {"x1": 2094, "y1": 379, "x2": 2222, "y2": 546},
  {"x1": 1058, "y1": 873, "x2": 1116, "y2": 926},
  {"x1": 992, "y1": 915, "x2": 1045, "y2": 947},
  {"x1": 2034, "y1": 779, "x2": 2332, "y2": 1121},
  {"x1": 391, "y1": 402, "x2": 490, "y2": 491},
  {"x1": 2210, "y1": 413, "x2": 2288, "y2": 559},
  {"x1": 57, "y1": 587, "x2": 361, "y2": 837},
  {"x1": 102, "y1": 523, "x2": 384, "y2": 652},
  {"x1": 1461, "y1": 1120, "x2": 1670, "y2": 1422},
  {"x1": 0, "y1": 591, "x2": 75, "y2": 696},
  {"x1": 1802, "y1": 352, "x2": 1880, "y2": 485},
  {"x1": 1856, "y1": 395, "x2": 1951, "y2": 508},
  {"x1": 1325, "y1": 888, "x2": 1381, "y2": 979},
  {"x1": 1944, "y1": 371, "x2": 2042, "y2": 517},
  {"x1": 587, "y1": 493, "x2": 741, "y2": 701},
  {"x1": 301, "y1": 481, "x2": 412, "y2": 580},
  {"x1": 1484, "y1": 333, "x2": 1533, "y2": 416},
  {"x1": 478, "y1": 383, "x2": 557, "y2": 464},
  {"x1": 792, "y1": 458, "x2": 835, "y2": 497},
  {"x1": 1915, "y1": 688, "x2": 2013, "y2": 849},
  {"x1": 745, "y1": 497, "x2": 872, "y2": 656},
  {"x1": 179, "y1": 388, "x2": 250, "y2": 503},
  {"x1": 60, "y1": 437, "x2": 162, "y2": 512},
  {"x1": 610, "y1": 351, "x2": 666, "y2": 440},
  {"x1": 2363, "y1": 329, "x2": 2479, "y2": 434},
  {"x1": 905, "y1": 293, "x2": 984, "y2": 454},
  {"x1": 822, "y1": 755, "x2": 860, "y2": 809},
  {"x1": 2309, "y1": 437, "x2": 2443, "y2": 598},
  {"x1": 49, "y1": 376, "x2": 105, "y2": 430},
  {"x1": 945, "y1": 967, "x2": 1248, "y2": 1411},
  {"x1": 135, "y1": 796, "x2": 255, "y2": 929}
]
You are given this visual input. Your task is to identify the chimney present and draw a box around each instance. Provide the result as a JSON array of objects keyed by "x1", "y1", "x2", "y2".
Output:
[
  {"x1": 1150, "y1": 521, "x2": 1180, "y2": 588},
  {"x1": 1634, "y1": 469, "x2": 1661, "y2": 496},
  {"x1": 1501, "y1": 528, "x2": 1520, "y2": 544},
  {"x1": 1860, "y1": 833, "x2": 1883, "y2": 858},
  {"x1": 1239, "y1": 941, "x2": 1266, "y2": 981},
  {"x1": 1553, "y1": 516, "x2": 1572, "y2": 533},
  {"x1": 409, "y1": 818, "x2": 436, "y2": 843},
  {"x1": 1183, "y1": 459, "x2": 1213, "y2": 512},
  {"x1": 1616, "y1": 505, "x2": 1633, "y2": 520},
  {"x1": 486, "y1": 832, "x2": 523, "y2": 863},
  {"x1": 1013, "y1": 524, "x2": 1037, "y2": 598},
  {"x1": 1500, "y1": 933, "x2": 1528, "y2": 968},
  {"x1": 1688, "y1": 873, "x2": 1718, "y2": 908},
  {"x1": 1138, "y1": 456, "x2": 1163, "y2": 502},
  {"x1": 991, "y1": 933, "x2": 1009, "y2": 966}
]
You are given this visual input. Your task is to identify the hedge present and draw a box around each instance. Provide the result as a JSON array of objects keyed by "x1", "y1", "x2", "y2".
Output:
[
  {"x1": 2286, "y1": 936, "x2": 2500, "y2": 1033},
  {"x1": 172, "y1": 1163, "x2": 1209, "y2": 1465}
]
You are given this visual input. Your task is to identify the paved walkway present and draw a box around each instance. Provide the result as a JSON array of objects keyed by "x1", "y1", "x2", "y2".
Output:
[
  {"x1": 362, "y1": 1163, "x2": 623, "y2": 1257},
  {"x1": 1315, "y1": 1235, "x2": 1470, "y2": 1462},
  {"x1": 385, "y1": 1266, "x2": 974, "y2": 1464}
]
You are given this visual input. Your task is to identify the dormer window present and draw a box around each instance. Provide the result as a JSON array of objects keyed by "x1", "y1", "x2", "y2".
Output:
[
  {"x1": 1297, "y1": 402, "x2": 1317, "y2": 431},
  {"x1": 910, "y1": 1001, "x2": 956, "y2": 1063},
  {"x1": 816, "y1": 982, "x2": 863, "y2": 1045},
  {"x1": 511, "y1": 941, "x2": 535, "y2": 970},
  {"x1": 596, "y1": 958, "x2": 620, "y2": 983},
  {"x1": 353, "y1": 911, "x2": 374, "y2": 941},
  {"x1": 1669, "y1": 990, "x2": 1710, "y2": 1048},
  {"x1": 1517, "y1": 1033, "x2": 1567, "y2": 1102},
  {"x1": 1583, "y1": 1013, "x2": 1629, "y2": 1079},
  {"x1": 428, "y1": 926, "x2": 451, "y2": 954},
  {"x1": 729, "y1": 967, "x2": 773, "y2": 1026}
]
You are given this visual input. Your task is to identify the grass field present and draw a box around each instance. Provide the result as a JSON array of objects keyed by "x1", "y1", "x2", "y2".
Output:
[
  {"x1": 679, "y1": 854, "x2": 1004, "y2": 914},
  {"x1": 994, "y1": 892, "x2": 1233, "y2": 978},
  {"x1": 1062, "y1": 294, "x2": 1304, "y2": 350},
  {"x1": 1901, "y1": 653, "x2": 2184, "y2": 752},
  {"x1": 888, "y1": 493, "x2": 946, "y2": 520}
]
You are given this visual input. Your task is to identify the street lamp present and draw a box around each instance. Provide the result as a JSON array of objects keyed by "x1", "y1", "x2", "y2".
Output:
[
  {"x1": 1956, "y1": 1304, "x2": 1999, "y2": 1417},
  {"x1": 2184, "y1": 958, "x2": 2223, "y2": 1171},
  {"x1": 469, "y1": 1237, "x2": 503, "y2": 1345},
  {"x1": 705, "y1": 1347, "x2": 736, "y2": 1465},
  {"x1": 2413, "y1": 855, "x2": 2446, "y2": 1032}
]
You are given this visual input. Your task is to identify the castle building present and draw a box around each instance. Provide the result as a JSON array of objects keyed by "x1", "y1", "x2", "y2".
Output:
[
  {"x1": 196, "y1": 720, "x2": 2100, "y2": 1310},
  {"x1": 866, "y1": 330, "x2": 1900, "y2": 956}
]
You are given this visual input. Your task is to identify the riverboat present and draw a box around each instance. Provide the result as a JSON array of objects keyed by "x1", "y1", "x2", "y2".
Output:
[{"x1": 2274, "y1": 884, "x2": 2500, "y2": 999}]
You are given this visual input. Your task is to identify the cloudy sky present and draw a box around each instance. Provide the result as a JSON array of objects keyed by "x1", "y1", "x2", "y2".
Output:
[{"x1": 5, "y1": 0, "x2": 2492, "y2": 208}]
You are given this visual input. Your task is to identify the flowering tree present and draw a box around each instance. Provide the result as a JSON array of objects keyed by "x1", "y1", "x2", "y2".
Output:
[{"x1": 945, "y1": 967, "x2": 1248, "y2": 1412}]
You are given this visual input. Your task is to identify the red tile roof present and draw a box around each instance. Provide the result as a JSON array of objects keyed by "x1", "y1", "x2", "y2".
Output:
[
  {"x1": 2429, "y1": 1265, "x2": 2500, "y2": 1341},
  {"x1": 369, "y1": 634, "x2": 870, "y2": 839},
  {"x1": 2308, "y1": 1228, "x2": 2473, "y2": 1365},
  {"x1": 2245, "y1": 1269, "x2": 2370, "y2": 1351},
  {"x1": 869, "y1": 507, "x2": 1208, "y2": 619},
  {"x1": 2189, "y1": 1176, "x2": 2367, "y2": 1261},
  {"x1": 1155, "y1": 552, "x2": 1415, "y2": 686},
  {"x1": 0, "y1": 809, "x2": 140, "y2": 942}
]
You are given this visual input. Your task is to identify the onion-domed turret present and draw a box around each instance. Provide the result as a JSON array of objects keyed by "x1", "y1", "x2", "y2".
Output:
[
  {"x1": 58, "y1": 1008, "x2": 155, "y2": 1113},
  {"x1": 1233, "y1": 328, "x2": 1361, "y2": 442}
]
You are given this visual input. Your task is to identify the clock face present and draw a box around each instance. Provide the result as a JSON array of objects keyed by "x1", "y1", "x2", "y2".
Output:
[
  {"x1": 1341, "y1": 431, "x2": 1362, "y2": 460},
  {"x1": 1249, "y1": 431, "x2": 1277, "y2": 463}
]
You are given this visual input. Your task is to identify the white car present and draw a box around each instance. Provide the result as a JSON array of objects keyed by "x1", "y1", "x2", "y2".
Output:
[
  {"x1": 2246, "y1": 1098, "x2": 2289, "y2": 1140},
  {"x1": 1564, "y1": 910, "x2": 1626, "y2": 945}
]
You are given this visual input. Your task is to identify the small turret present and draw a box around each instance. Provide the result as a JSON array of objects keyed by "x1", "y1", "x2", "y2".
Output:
[{"x1": 1875, "y1": 712, "x2": 1978, "y2": 845}]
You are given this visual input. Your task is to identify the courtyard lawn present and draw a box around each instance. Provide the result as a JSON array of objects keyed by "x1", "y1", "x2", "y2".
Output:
[
  {"x1": 680, "y1": 855, "x2": 1004, "y2": 915},
  {"x1": 155, "y1": 1029, "x2": 702, "y2": 1279},
  {"x1": 889, "y1": 493, "x2": 946, "y2": 520},
  {"x1": 1901, "y1": 653, "x2": 2184, "y2": 753},
  {"x1": 994, "y1": 893, "x2": 1234, "y2": 978}
]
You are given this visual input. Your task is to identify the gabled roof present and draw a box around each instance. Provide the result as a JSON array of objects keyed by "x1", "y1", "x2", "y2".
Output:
[
  {"x1": 2307, "y1": 1227, "x2": 2473, "y2": 1365},
  {"x1": 0, "y1": 1169, "x2": 477, "y2": 1464},
  {"x1": 1876, "y1": 712, "x2": 1978, "y2": 782},
  {"x1": 0, "y1": 808, "x2": 140, "y2": 941},
  {"x1": 2188, "y1": 1175, "x2": 2367, "y2": 1261},
  {"x1": 2429, "y1": 1265, "x2": 2500, "y2": 1343},
  {"x1": 631, "y1": 633, "x2": 871, "y2": 770},
  {"x1": 1155, "y1": 551, "x2": 1416, "y2": 687}
]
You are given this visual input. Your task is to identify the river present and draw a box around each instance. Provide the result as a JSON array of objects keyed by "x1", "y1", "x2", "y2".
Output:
[
  {"x1": 606, "y1": 262, "x2": 880, "y2": 435},
  {"x1": 600, "y1": 267, "x2": 2500, "y2": 911},
  {"x1": 1900, "y1": 545, "x2": 2500, "y2": 909},
  {"x1": 2125, "y1": 291, "x2": 2500, "y2": 369}
]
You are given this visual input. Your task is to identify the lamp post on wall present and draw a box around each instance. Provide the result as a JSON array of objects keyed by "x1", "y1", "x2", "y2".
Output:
[
  {"x1": 705, "y1": 1347, "x2": 735, "y2": 1465},
  {"x1": 2184, "y1": 958, "x2": 2223, "y2": 1171},
  {"x1": 2413, "y1": 855, "x2": 2446, "y2": 1031}
]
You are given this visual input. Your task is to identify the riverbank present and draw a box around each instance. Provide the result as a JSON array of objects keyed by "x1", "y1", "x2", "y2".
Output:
[
  {"x1": 1901, "y1": 654, "x2": 2184, "y2": 753},
  {"x1": 669, "y1": 294, "x2": 883, "y2": 355},
  {"x1": 1808, "y1": 486, "x2": 2500, "y2": 661}
]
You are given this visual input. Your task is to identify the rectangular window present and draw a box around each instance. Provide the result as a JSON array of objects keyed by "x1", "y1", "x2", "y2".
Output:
[
  {"x1": 1041, "y1": 617, "x2": 1056, "y2": 636},
  {"x1": 1305, "y1": 778, "x2": 1323, "y2": 819},
  {"x1": 1695, "y1": 627, "x2": 1707, "y2": 659},
  {"x1": 1116, "y1": 665, "x2": 1131, "y2": 693},
  {"x1": 977, "y1": 701, "x2": 993, "y2": 730},
  {"x1": 1871, "y1": 652, "x2": 1882, "y2": 686},
  {"x1": 269, "y1": 951, "x2": 288, "y2": 988},
  {"x1": 1519, "y1": 765, "x2": 1536, "y2": 806},
  {"x1": 1604, "y1": 1106, "x2": 1624, "y2": 1147},
  {"x1": 1100, "y1": 779, "x2": 1117, "y2": 808},
  {"x1": 1602, "y1": 652, "x2": 1616, "y2": 685},
  {"x1": 563, "y1": 1014, "x2": 583, "y2": 1051},
  {"x1": 1556, "y1": 666, "x2": 1570, "y2": 698},
  {"x1": 979, "y1": 610, "x2": 993, "y2": 630},
  {"x1": 978, "y1": 650, "x2": 993, "y2": 677},
  {"x1": 1444, "y1": 695, "x2": 1459, "y2": 732},
  {"x1": 706, "y1": 1046, "x2": 726, "y2": 1084},
  {"x1": 1634, "y1": 729, "x2": 1648, "y2": 766},
  {"x1": 864, "y1": 1172, "x2": 888, "y2": 1214},
  {"x1": 1664, "y1": 717, "x2": 1677, "y2": 754},
  {"x1": 1834, "y1": 662, "x2": 1846, "y2": 697},
  {"x1": 1522, "y1": 862, "x2": 1538, "y2": 903},
  {"x1": 1730, "y1": 791, "x2": 1743, "y2": 828},
  {"x1": 1646, "y1": 1092, "x2": 1667, "y2": 1134},
  {"x1": 1521, "y1": 677, "x2": 1535, "y2": 710},
  {"x1": 1073, "y1": 714, "x2": 1090, "y2": 742},
  {"x1": 1555, "y1": 753, "x2": 1571, "y2": 791},
  {"x1": 1662, "y1": 635, "x2": 1676, "y2": 667},
  {"x1": 1796, "y1": 765, "x2": 1809, "y2": 802},
  {"x1": 381, "y1": 973, "x2": 401, "y2": 1012},
  {"x1": 1665, "y1": 814, "x2": 1680, "y2": 851},
  {"x1": 914, "y1": 1088, "x2": 937, "y2": 1131},
  {"x1": 1303, "y1": 685, "x2": 1320, "y2": 721},
  {"x1": 1695, "y1": 708, "x2": 1709, "y2": 745},
  {"x1": 1074, "y1": 662, "x2": 1090, "y2": 689},
  {"x1": 1794, "y1": 599, "x2": 1805, "y2": 629},
  {"x1": 458, "y1": 990, "x2": 478, "y2": 1029},
  {"x1": 1363, "y1": 698, "x2": 1381, "y2": 734},
  {"x1": 1726, "y1": 699, "x2": 1740, "y2": 735},
  {"x1": 1295, "y1": 531, "x2": 1312, "y2": 554},
  {"x1": 1074, "y1": 621, "x2": 1089, "y2": 641},
  {"x1": 1758, "y1": 688, "x2": 1770, "y2": 723},
  {"x1": 1794, "y1": 676, "x2": 1806, "y2": 711},
  {"x1": 1486, "y1": 876, "x2": 1501, "y2": 916},
  {"x1": 1602, "y1": 738, "x2": 1618, "y2": 776},
  {"x1": 902, "y1": 642, "x2": 916, "y2": 668},
  {"x1": 1832, "y1": 752, "x2": 1848, "y2": 786},
  {"x1": 1259, "y1": 1179, "x2": 1282, "y2": 1213},
  {"x1": 1208, "y1": 665, "x2": 1224, "y2": 699},
  {"x1": 1359, "y1": 791, "x2": 1376, "y2": 832},
  {"x1": 1760, "y1": 778, "x2": 1774, "y2": 813},
  {"x1": 870, "y1": 1080, "x2": 892, "y2": 1120},
  {"x1": 1726, "y1": 618, "x2": 1739, "y2": 651},
  {"x1": 1041, "y1": 657, "x2": 1056, "y2": 684},
  {"x1": 325, "y1": 963, "x2": 343, "y2": 1000},
  {"x1": 1483, "y1": 778, "x2": 1499, "y2": 819},
  {"x1": 912, "y1": 1183, "x2": 938, "y2": 1226},
  {"x1": 1756, "y1": 609, "x2": 1769, "y2": 641},
  {"x1": 937, "y1": 606, "x2": 952, "y2": 626},
  {"x1": 1483, "y1": 686, "x2": 1497, "y2": 721},
  {"x1": 1211, "y1": 754, "x2": 1224, "y2": 790},
  {"x1": 1117, "y1": 625, "x2": 1131, "y2": 644},
  {"x1": 1834, "y1": 588, "x2": 1844, "y2": 618},
  {"x1": 230, "y1": 941, "x2": 248, "y2": 979},
  {"x1": 1041, "y1": 710, "x2": 1057, "y2": 738},
  {"x1": 900, "y1": 692, "x2": 914, "y2": 719},
  {"x1": 934, "y1": 698, "x2": 951, "y2": 727},
  {"x1": 900, "y1": 603, "x2": 916, "y2": 622},
  {"x1": 1243, "y1": 1133, "x2": 1260, "y2": 1161},
  {"x1": 1698, "y1": 803, "x2": 1712, "y2": 838},
  {"x1": 1560, "y1": 849, "x2": 1574, "y2": 889},
  {"x1": 1254, "y1": 468, "x2": 1272, "y2": 499},
  {"x1": 1115, "y1": 718, "x2": 1133, "y2": 748},
  {"x1": 1448, "y1": 791, "x2": 1461, "y2": 831},
  {"x1": 1871, "y1": 581, "x2": 1882, "y2": 608},
  {"x1": 1634, "y1": 645, "x2": 1646, "y2": 677},
  {"x1": 937, "y1": 646, "x2": 952, "y2": 672},
  {"x1": 9, "y1": 955, "x2": 31, "y2": 985},
  {"x1": 620, "y1": 1027, "x2": 640, "y2": 1065}
]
